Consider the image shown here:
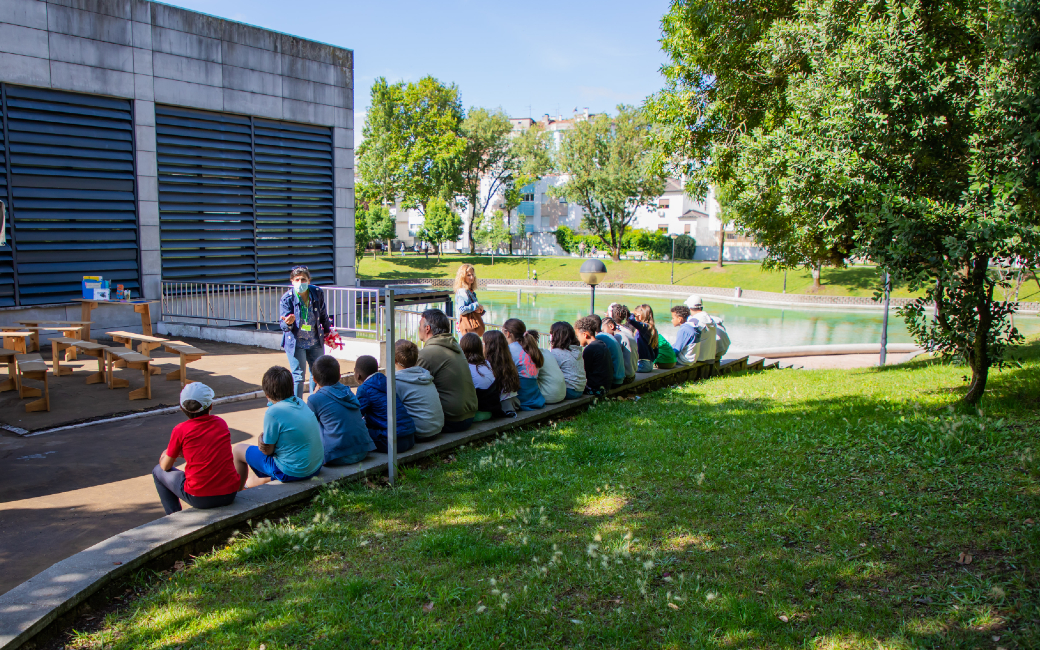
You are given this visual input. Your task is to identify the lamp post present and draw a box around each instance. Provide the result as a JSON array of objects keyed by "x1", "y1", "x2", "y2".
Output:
[
  {"x1": 669, "y1": 233, "x2": 679, "y2": 284},
  {"x1": 880, "y1": 270, "x2": 891, "y2": 366},
  {"x1": 526, "y1": 231, "x2": 533, "y2": 280},
  {"x1": 580, "y1": 259, "x2": 607, "y2": 314}
]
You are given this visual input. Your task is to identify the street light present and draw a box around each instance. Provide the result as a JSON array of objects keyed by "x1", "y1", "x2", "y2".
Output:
[
  {"x1": 669, "y1": 233, "x2": 679, "y2": 284},
  {"x1": 580, "y1": 258, "x2": 607, "y2": 314},
  {"x1": 526, "y1": 231, "x2": 533, "y2": 280}
]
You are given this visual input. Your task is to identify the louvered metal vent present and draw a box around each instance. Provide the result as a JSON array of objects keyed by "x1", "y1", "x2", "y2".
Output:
[
  {"x1": 3, "y1": 85, "x2": 138, "y2": 305},
  {"x1": 254, "y1": 119, "x2": 334, "y2": 285},
  {"x1": 156, "y1": 106, "x2": 334, "y2": 285},
  {"x1": 156, "y1": 106, "x2": 255, "y2": 282},
  {"x1": 0, "y1": 106, "x2": 13, "y2": 307}
]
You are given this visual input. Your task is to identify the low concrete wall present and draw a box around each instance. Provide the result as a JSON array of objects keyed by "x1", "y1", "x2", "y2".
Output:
[{"x1": 0, "y1": 360, "x2": 723, "y2": 650}]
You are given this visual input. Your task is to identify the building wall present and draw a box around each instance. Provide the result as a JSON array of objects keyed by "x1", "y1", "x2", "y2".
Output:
[{"x1": 0, "y1": 0, "x2": 354, "y2": 297}]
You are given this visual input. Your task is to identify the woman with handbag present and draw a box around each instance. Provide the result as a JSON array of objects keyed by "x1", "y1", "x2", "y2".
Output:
[{"x1": 453, "y1": 263, "x2": 486, "y2": 337}]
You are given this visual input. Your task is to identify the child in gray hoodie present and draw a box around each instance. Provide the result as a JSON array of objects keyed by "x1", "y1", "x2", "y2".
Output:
[{"x1": 394, "y1": 339, "x2": 445, "y2": 440}]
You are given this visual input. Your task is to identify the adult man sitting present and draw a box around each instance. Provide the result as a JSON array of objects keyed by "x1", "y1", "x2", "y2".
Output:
[{"x1": 416, "y1": 308, "x2": 478, "y2": 433}]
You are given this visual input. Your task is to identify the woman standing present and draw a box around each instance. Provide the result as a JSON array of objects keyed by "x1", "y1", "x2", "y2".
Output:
[
  {"x1": 454, "y1": 263, "x2": 486, "y2": 337},
  {"x1": 279, "y1": 266, "x2": 333, "y2": 398}
]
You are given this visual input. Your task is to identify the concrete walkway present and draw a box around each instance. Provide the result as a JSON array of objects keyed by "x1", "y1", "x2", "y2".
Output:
[{"x1": 0, "y1": 398, "x2": 266, "y2": 595}]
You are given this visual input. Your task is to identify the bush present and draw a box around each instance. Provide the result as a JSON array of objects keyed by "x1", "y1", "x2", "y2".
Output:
[
  {"x1": 554, "y1": 225, "x2": 575, "y2": 254},
  {"x1": 674, "y1": 234, "x2": 696, "y2": 260}
]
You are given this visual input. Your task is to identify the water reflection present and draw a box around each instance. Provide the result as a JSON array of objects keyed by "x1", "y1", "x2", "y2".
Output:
[{"x1": 475, "y1": 290, "x2": 1040, "y2": 351}]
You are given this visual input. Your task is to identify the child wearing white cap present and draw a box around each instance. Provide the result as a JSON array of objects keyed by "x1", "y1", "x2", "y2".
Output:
[{"x1": 153, "y1": 382, "x2": 240, "y2": 515}]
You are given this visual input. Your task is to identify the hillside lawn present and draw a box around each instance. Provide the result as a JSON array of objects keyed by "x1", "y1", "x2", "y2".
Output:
[
  {"x1": 357, "y1": 253, "x2": 1040, "y2": 302},
  {"x1": 69, "y1": 341, "x2": 1040, "y2": 649}
]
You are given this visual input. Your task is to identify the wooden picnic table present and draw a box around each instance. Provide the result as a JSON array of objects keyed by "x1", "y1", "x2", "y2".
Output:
[
  {"x1": 73, "y1": 299, "x2": 156, "y2": 340},
  {"x1": 103, "y1": 347, "x2": 153, "y2": 400},
  {"x1": 49, "y1": 338, "x2": 110, "y2": 384},
  {"x1": 161, "y1": 342, "x2": 208, "y2": 387},
  {"x1": 1, "y1": 332, "x2": 34, "y2": 354},
  {"x1": 3, "y1": 325, "x2": 86, "y2": 353},
  {"x1": 17, "y1": 320, "x2": 91, "y2": 360},
  {"x1": 107, "y1": 331, "x2": 172, "y2": 375}
]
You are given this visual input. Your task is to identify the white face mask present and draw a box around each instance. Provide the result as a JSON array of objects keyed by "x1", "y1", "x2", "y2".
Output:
[{"x1": 293, "y1": 280, "x2": 309, "y2": 293}]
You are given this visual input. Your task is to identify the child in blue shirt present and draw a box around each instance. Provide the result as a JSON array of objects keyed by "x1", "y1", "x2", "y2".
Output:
[
  {"x1": 233, "y1": 365, "x2": 324, "y2": 487},
  {"x1": 670, "y1": 305, "x2": 702, "y2": 365},
  {"x1": 354, "y1": 355, "x2": 416, "y2": 453},
  {"x1": 307, "y1": 355, "x2": 376, "y2": 466}
]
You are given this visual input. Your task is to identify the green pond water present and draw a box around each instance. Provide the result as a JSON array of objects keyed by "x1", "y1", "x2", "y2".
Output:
[{"x1": 465, "y1": 290, "x2": 1040, "y2": 352}]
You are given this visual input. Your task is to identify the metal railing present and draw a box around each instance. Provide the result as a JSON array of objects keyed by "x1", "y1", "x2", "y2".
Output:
[{"x1": 160, "y1": 281, "x2": 383, "y2": 338}]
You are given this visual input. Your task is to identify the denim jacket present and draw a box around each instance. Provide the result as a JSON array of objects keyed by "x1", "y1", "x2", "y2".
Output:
[{"x1": 279, "y1": 285, "x2": 332, "y2": 356}]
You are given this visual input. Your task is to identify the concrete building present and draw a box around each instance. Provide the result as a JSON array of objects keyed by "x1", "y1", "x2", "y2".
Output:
[{"x1": 0, "y1": 0, "x2": 354, "y2": 323}]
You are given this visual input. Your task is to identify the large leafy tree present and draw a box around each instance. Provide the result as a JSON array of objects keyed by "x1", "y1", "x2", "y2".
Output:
[
  {"x1": 357, "y1": 76, "x2": 465, "y2": 213},
  {"x1": 554, "y1": 105, "x2": 666, "y2": 261},
  {"x1": 458, "y1": 108, "x2": 514, "y2": 252},
  {"x1": 417, "y1": 197, "x2": 464, "y2": 259},
  {"x1": 652, "y1": 0, "x2": 1040, "y2": 403},
  {"x1": 365, "y1": 205, "x2": 397, "y2": 256}
]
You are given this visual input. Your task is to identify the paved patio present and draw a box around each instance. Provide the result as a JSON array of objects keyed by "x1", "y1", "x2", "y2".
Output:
[{"x1": 0, "y1": 338, "x2": 293, "y2": 432}]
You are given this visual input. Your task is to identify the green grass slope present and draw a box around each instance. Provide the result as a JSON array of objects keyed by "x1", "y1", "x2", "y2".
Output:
[{"x1": 72, "y1": 345, "x2": 1040, "y2": 649}]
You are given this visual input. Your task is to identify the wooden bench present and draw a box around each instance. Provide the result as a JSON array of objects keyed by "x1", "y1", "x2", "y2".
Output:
[
  {"x1": 1, "y1": 332, "x2": 34, "y2": 354},
  {"x1": 0, "y1": 348, "x2": 18, "y2": 392},
  {"x1": 107, "y1": 331, "x2": 169, "y2": 375},
  {"x1": 15, "y1": 353, "x2": 50, "y2": 412},
  {"x1": 49, "y1": 337, "x2": 110, "y2": 384},
  {"x1": 104, "y1": 347, "x2": 153, "y2": 400},
  {"x1": 161, "y1": 342, "x2": 208, "y2": 387},
  {"x1": 3, "y1": 326, "x2": 85, "y2": 353}
]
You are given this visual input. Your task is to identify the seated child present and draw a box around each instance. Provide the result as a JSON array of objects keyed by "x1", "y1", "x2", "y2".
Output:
[
  {"x1": 501, "y1": 318, "x2": 546, "y2": 410},
  {"x1": 549, "y1": 321, "x2": 587, "y2": 399},
  {"x1": 354, "y1": 355, "x2": 416, "y2": 453},
  {"x1": 306, "y1": 355, "x2": 375, "y2": 466},
  {"x1": 233, "y1": 366, "x2": 324, "y2": 487},
  {"x1": 527, "y1": 329, "x2": 567, "y2": 404},
  {"x1": 590, "y1": 314, "x2": 625, "y2": 388},
  {"x1": 153, "y1": 382, "x2": 240, "y2": 515},
  {"x1": 460, "y1": 332, "x2": 510, "y2": 420},
  {"x1": 670, "y1": 305, "x2": 701, "y2": 366},
  {"x1": 633, "y1": 304, "x2": 670, "y2": 369},
  {"x1": 602, "y1": 316, "x2": 635, "y2": 384},
  {"x1": 394, "y1": 339, "x2": 445, "y2": 440},
  {"x1": 614, "y1": 303, "x2": 656, "y2": 373},
  {"x1": 482, "y1": 330, "x2": 523, "y2": 414},
  {"x1": 575, "y1": 316, "x2": 613, "y2": 395}
]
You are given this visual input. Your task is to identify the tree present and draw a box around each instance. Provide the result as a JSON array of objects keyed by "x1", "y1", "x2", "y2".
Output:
[
  {"x1": 357, "y1": 76, "x2": 465, "y2": 213},
  {"x1": 458, "y1": 108, "x2": 514, "y2": 253},
  {"x1": 554, "y1": 105, "x2": 666, "y2": 261},
  {"x1": 473, "y1": 210, "x2": 512, "y2": 264},
  {"x1": 354, "y1": 207, "x2": 371, "y2": 271},
  {"x1": 365, "y1": 205, "x2": 397, "y2": 256},
  {"x1": 417, "y1": 197, "x2": 464, "y2": 259},
  {"x1": 652, "y1": 0, "x2": 1040, "y2": 404}
]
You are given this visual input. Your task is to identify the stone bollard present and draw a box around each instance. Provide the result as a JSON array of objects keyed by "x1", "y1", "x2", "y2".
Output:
[{"x1": 734, "y1": 287, "x2": 742, "y2": 298}]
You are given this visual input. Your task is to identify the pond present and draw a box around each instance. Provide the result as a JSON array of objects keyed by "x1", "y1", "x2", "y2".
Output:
[{"x1": 467, "y1": 289, "x2": 1040, "y2": 351}]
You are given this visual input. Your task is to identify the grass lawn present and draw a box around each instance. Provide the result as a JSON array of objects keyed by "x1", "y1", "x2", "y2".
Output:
[{"x1": 71, "y1": 346, "x2": 1040, "y2": 649}]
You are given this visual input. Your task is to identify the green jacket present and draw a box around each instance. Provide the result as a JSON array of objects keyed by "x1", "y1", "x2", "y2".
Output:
[
  {"x1": 655, "y1": 333, "x2": 677, "y2": 365},
  {"x1": 416, "y1": 334, "x2": 478, "y2": 422}
]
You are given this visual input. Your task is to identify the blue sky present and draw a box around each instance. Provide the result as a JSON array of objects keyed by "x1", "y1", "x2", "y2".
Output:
[{"x1": 163, "y1": 0, "x2": 672, "y2": 137}]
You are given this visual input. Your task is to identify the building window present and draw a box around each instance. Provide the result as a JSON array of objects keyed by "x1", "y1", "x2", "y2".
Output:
[
  {"x1": 658, "y1": 225, "x2": 669, "y2": 232},
  {"x1": 658, "y1": 199, "x2": 670, "y2": 208},
  {"x1": 522, "y1": 193, "x2": 534, "y2": 202},
  {"x1": 684, "y1": 224, "x2": 691, "y2": 234}
]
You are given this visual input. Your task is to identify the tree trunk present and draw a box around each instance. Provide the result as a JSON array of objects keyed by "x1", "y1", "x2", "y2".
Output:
[
  {"x1": 507, "y1": 210, "x2": 513, "y2": 255},
  {"x1": 386, "y1": 238, "x2": 392, "y2": 257},
  {"x1": 466, "y1": 197, "x2": 476, "y2": 254},
  {"x1": 812, "y1": 264, "x2": 822, "y2": 291},
  {"x1": 963, "y1": 256, "x2": 993, "y2": 405},
  {"x1": 717, "y1": 223, "x2": 725, "y2": 267}
]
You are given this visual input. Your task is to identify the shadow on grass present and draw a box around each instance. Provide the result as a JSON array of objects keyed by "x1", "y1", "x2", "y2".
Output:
[{"x1": 73, "y1": 355, "x2": 1040, "y2": 649}]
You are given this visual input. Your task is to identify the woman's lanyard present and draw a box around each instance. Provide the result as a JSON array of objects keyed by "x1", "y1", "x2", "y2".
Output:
[{"x1": 297, "y1": 291, "x2": 312, "y2": 332}]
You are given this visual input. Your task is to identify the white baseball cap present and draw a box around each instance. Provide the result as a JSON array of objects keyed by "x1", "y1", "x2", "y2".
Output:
[
  {"x1": 180, "y1": 382, "x2": 214, "y2": 412},
  {"x1": 685, "y1": 295, "x2": 703, "y2": 308}
]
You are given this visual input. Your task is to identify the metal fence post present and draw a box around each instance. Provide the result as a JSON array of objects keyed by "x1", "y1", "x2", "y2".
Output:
[{"x1": 385, "y1": 287, "x2": 397, "y2": 486}]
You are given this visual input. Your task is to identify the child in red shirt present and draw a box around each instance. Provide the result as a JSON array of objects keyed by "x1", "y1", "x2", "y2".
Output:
[{"x1": 152, "y1": 383, "x2": 241, "y2": 515}]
